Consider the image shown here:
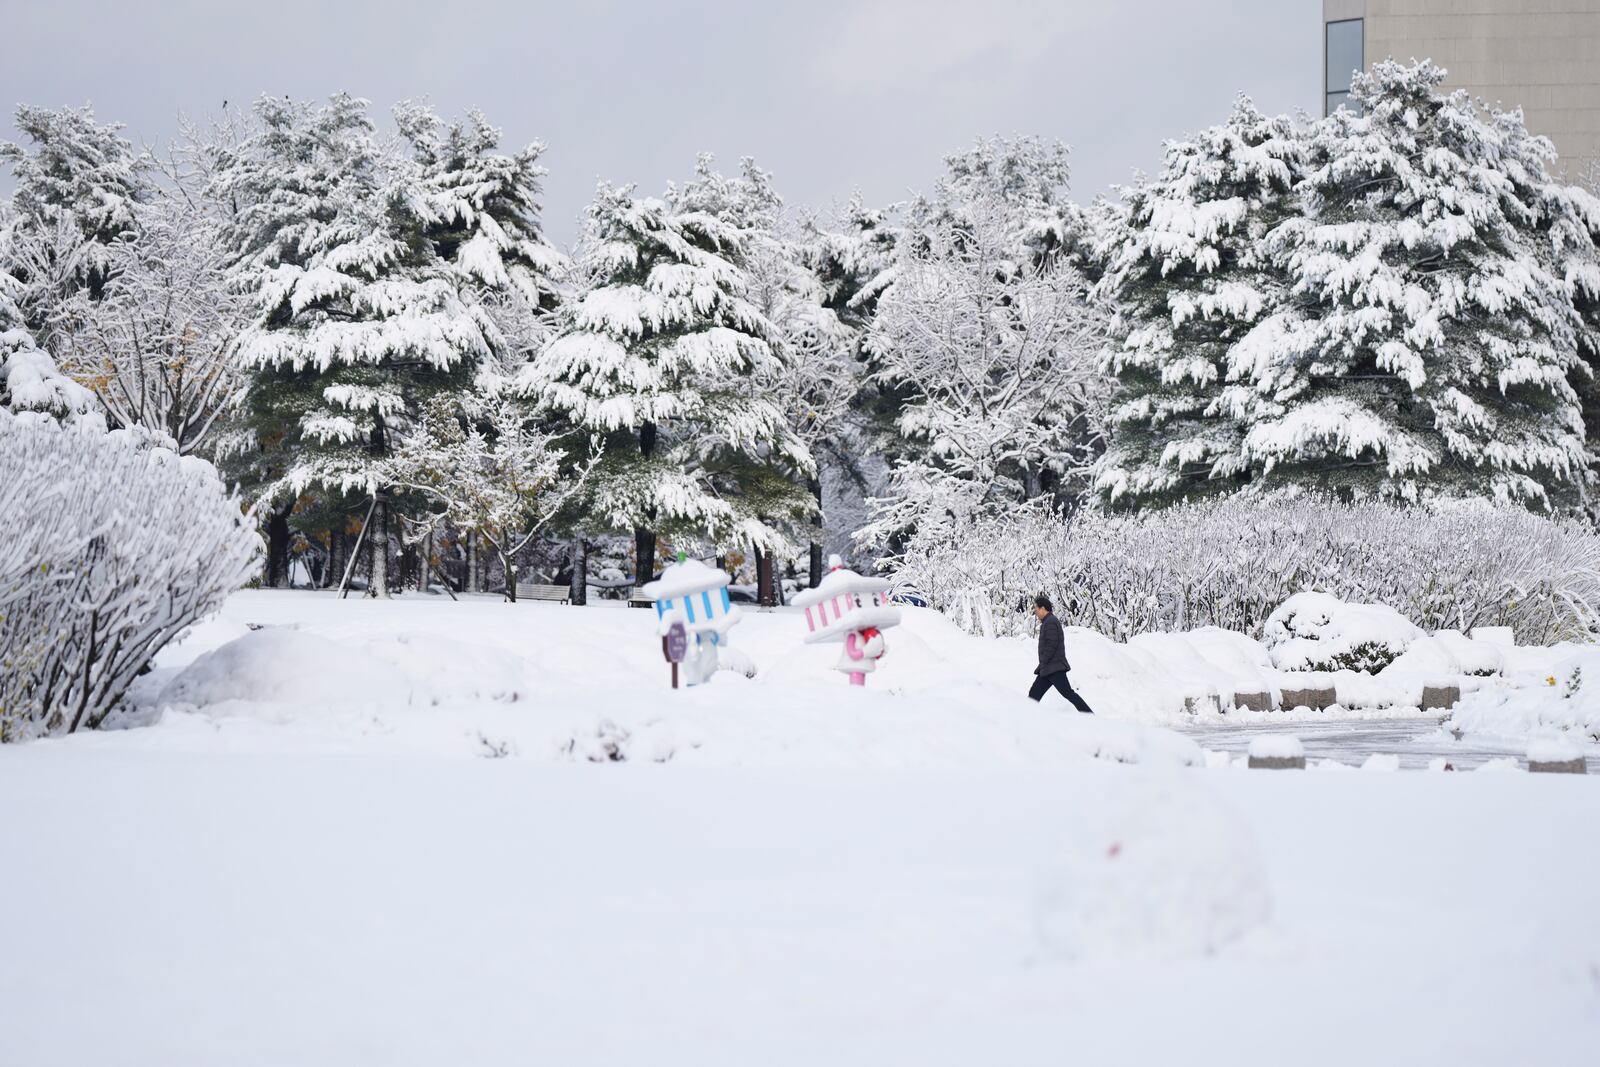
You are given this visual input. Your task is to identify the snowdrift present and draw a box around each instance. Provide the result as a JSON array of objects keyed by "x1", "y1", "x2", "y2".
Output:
[{"x1": 86, "y1": 588, "x2": 1598, "y2": 761}]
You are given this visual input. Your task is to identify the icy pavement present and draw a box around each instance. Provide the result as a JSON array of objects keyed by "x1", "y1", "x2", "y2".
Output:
[{"x1": 1175, "y1": 716, "x2": 1600, "y2": 771}]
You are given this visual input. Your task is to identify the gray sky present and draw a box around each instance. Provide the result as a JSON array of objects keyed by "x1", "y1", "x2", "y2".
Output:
[{"x1": 1, "y1": 0, "x2": 1322, "y2": 246}]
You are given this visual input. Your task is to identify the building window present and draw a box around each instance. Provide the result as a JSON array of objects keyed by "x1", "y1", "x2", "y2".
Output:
[{"x1": 1325, "y1": 18, "x2": 1363, "y2": 116}]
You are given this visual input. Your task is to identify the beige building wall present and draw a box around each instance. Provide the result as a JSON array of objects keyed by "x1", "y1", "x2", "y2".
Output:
[{"x1": 1324, "y1": 0, "x2": 1600, "y2": 182}]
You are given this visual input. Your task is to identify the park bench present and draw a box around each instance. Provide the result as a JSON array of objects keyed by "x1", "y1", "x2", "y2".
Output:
[
  {"x1": 515, "y1": 582, "x2": 570, "y2": 605},
  {"x1": 627, "y1": 590, "x2": 655, "y2": 609}
]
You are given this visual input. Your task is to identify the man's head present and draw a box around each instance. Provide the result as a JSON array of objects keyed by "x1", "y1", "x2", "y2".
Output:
[{"x1": 1033, "y1": 594, "x2": 1052, "y2": 620}]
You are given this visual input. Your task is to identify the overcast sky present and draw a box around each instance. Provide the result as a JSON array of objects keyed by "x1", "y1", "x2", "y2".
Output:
[{"x1": 1, "y1": 0, "x2": 1322, "y2": 246}]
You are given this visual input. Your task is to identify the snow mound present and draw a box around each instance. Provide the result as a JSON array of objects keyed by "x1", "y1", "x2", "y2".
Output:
[
  {"x1": 1264, "y1": 592, "x2": 1422, "y2": 673},
  {"x1": 1361, "y1": 753, "x2": 1401, "y2": 772},
  {"x1": 1430, "y1": 630, "x2": 1503, "y2": 676},
  {"x1": 158, "y1": 628, "x2": 414, "y2": 709},
  {"x1": 1034, "y1": 780, "x2": 1269, "y2": 961}
]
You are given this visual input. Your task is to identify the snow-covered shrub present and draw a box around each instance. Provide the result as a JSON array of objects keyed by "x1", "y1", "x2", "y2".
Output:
[
  {"x1": 1446, "y1": 649, "x2": 1600, "y2": 744},
  {"x1": 1262, "y1": 592, "x2": 1423, "y2": 673},
  {"x1": 885, "y1": 494, "x2": 1600, "y2": 644},
  {"x1": 0, "y1": 415, "x2": 260, "y2": 741}
]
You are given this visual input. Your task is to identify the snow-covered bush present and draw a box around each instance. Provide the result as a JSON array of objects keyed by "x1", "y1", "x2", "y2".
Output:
[
  {"x1": 0, "y1": 415, "x2": 260, "y2": 741},
  {"x1": 1446, "y1": 649, "x2": 1600, "y2": 744},
  {"x1": 1262, "y1": 592, "x2": 1423, "y2": 673},
  {"x1": 885, "y1": 494, "x2": 1600, "y2": 644}
]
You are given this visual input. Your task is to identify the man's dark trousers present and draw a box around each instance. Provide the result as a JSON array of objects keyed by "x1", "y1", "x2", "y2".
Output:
[{"x1": 1029, "y1": 670, "x2": 1094, "y2": 713}]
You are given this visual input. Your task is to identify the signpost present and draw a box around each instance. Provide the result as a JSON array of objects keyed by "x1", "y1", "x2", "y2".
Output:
[{"x1": 662, "y1": 620, "x2": 688, "y2": 689}]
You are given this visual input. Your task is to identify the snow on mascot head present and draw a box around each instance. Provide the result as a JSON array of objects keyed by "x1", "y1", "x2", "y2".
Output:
[
  {"x1": 641, "y1": 555, "x2": 744, "y2": 687},
  {"x1": 791, "y1": 555, "x2": 902, "y2": 686}
]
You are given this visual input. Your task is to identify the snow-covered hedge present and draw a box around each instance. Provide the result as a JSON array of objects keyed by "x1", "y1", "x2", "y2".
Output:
[
  {"x1": 1263, "y1": 592, "x2": 1423, "y2": 674},
  {"x1": 886, "y1": 495, "x2": 1600, "y2": 644},
  {"x1": 0, "y1": 415, "x2": 260, "y2": 741}
]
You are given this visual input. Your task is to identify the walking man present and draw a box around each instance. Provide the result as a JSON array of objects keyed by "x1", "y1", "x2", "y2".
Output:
[{"x1": 1028, "y1": 594, "x2": 1094, "y2": 713}]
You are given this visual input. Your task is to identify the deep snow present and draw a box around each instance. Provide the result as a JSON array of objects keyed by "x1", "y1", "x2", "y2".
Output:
[
  {"x1": 3, "y1": 591, "x2": 1598, "y2": 1066},
  {"x1": 3, "y1": 751, "x2": 1598, "y2": 1066}
]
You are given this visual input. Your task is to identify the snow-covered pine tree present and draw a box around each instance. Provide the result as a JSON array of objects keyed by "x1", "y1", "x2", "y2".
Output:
[
  {"x1": 0, "y1": 256, "x2": 97, "y2": 423},
  {"x1": 670, "y1": 155, "x2": 853, "y2": 596},
  {"x1": 521, "y1": 176, "x2": 812, "y2": 584},
  {"x1": 761, "y1": 214, "x2": 862, "y2": 588},
  {"x1": 391, "y1": 104, "x2": 574, "y2": 594},
  {"x1": 799, "y1": 194, "x2": 902, "y2": 568},
  {"x1": 218, "y1": 94, "x2": 492, "y2": 596},
  {"x1": 1, "y1": 104, "x2": 147, "y2": 318},
  {"x1": 1574, "y1": 162, "x2": 1600, "y2": 516},
  {"x1": 1092, "y1": 97, "x2": 1302, "y2": 506},
  {"x1": 1251, "y1": 61, "x2": 1598, "y2": 507},
  {"x1": 394, "y1": 102, "x2": 567, "y2": 377}
]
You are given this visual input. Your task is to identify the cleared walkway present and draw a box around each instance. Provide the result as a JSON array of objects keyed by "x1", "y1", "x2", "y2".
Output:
[{"x1": 1175, "y1": 717, "x2": 1599, "y2": 771}]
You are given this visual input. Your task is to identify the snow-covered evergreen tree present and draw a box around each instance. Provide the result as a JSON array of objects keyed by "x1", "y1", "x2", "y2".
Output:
[
  {"x1": 1574, "y1": 160, "x2": 1600, "y2": 512},
  {"x1": 0, "y1": 215, "x2": 98, "y2": 424},
  {"x1": 669, "y1": 155, "x2": 854, "y2": 593},
  {"x1": 218, "y1": 94, "x2": 493, "y2": 596},
  {"x1": 520, "y1": 176, "x2": 812, "y2": 581},
  {"x1": 394, "y1": 102, "x2": 567, "y2": 374},
  {"x1": 1, "y1": 104, "x2": 147, "y2": 312},
  {"x1": 1096, "y1": 63, "x2": 1600, "y2": 510},
  {"x1": 1251, "y1": 61, "x2": 1598, "y2": 506},
  {"x1": 796, "y1": 194, "x2": 902, "y2": 566},
  {"x1": 1093, "y1": 97, "x2": 1302, "y2": 506}
]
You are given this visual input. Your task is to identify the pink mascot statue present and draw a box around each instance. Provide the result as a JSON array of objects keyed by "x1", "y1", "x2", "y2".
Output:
[{"x1": 791, "y1": 555, "x2": 902, "y2": 686}]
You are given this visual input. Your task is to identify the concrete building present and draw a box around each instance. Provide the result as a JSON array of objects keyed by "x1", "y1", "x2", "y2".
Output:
[{"x1": 1322, "y1": 0, "x2": 1600, "y2": 181}]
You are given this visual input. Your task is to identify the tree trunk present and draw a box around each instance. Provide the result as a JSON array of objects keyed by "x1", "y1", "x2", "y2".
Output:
[
  {"x1": 329, "y1": 530, "x2": 346, "y2": 589},
  {"x1": 398, "y1": 540, "x2": 416, "y2": 591},
  {"x1": 569, "y1": 537, "x2": 588, "y2": 606},
  {"x1": 465, "y1": 531, "x2": 480, "y2": 593},
  {"x1": 419, "y1": 528, "x2": 432, "y2": 593},
  {"x1": 265, "y1": 507, "x2": 291, "y2": 588},
  {"x1": 808, "y1": 476, "x2": 826, "y2": 588},
  {"x1": 322, "y1": 530, "x2": 336, "y2": 589},
  {"x1": 634, "y1": 527, "x2": 656, "y2": 585},
  {"x1": 634, "y1": 420, "x2": 658, "y2": 584},
  {"x1": 369, "y1": 497, "x2": 391, "y2": 598},
  {"x1": 502, "y1": 550, "x2": 517, "y2": 602},
  {"x1": 756, "y1": 546, "x2": 776, "y2": 608}
]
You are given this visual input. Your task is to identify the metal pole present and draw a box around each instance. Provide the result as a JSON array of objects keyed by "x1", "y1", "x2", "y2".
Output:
[{"x1": 337, "y1": 495, "x2": 379, "y2": 600}]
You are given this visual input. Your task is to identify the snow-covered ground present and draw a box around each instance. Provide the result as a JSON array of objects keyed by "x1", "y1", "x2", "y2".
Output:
[
  {"x1": 5, "y1": 749, "x2": 1599, "y2": 1065},
  {"x1": 93, "y1": 590, "x2": 1207, "y2": 768},
  {"x1": 4, "y1": 591, "x2": 1599, "y2": 1065},
  {"x1": 84, "y1": 589, "x2": 1599, "y2": 759}
]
